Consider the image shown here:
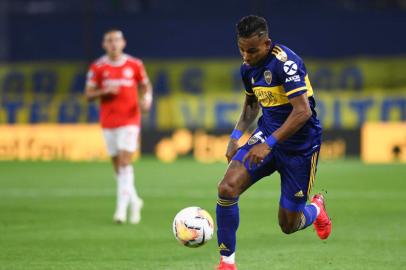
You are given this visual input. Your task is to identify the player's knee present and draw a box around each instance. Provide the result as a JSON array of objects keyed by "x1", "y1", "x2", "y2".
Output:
[
  {"x1": 217, "y1": 179, "x2": 239, "y2": 198},
  {"x1": 118, "y1": 157, "x2": 131, "y2": 167}
]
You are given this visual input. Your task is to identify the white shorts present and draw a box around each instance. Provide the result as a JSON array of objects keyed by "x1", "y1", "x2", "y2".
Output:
[{"x1": 102, "y1": 125, "x2": 140, "y2": 156}]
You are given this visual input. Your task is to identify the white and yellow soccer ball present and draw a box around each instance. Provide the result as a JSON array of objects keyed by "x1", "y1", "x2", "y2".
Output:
[{"x1": 172, "y1": 206, "x2": 214, "y2": 248}]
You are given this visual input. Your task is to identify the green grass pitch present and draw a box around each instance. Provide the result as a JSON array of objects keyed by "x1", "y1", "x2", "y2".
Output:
[{"x1": 0, "y1": 158, "x2": 405, "y2": 269}]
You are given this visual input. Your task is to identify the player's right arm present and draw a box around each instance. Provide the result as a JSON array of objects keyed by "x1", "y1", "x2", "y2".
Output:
[
  {"x1": 85, "y1": 85, "x2": 118, "y2": 101},
  {"x1": 225, "y1": 67, "x2": 259, "y2": 162},
  {"x1": 84, "y1": 64, "x2": 118, "y2": 101},
  {"x1": 226, "y1": 95, "x2": 259, "y2": 162},
  {"x1": 233, "y1": 94, "x2": 259, "y2": 134}
]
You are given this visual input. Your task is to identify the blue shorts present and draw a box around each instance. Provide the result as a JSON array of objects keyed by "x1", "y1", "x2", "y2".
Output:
[{"x1": 232, "y1": 129, "x2": 320, "y2": 212}]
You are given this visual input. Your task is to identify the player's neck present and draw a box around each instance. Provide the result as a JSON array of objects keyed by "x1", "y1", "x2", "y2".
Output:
[
  {"x1": 252, "y1": 49, "x2": 271, "y2": 67},
  {"x1": 107, "y1": 53, "x2": 124, "y2": 62}
]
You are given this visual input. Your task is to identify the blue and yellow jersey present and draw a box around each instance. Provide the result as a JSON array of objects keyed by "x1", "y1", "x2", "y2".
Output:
[{"x1": 241, "y1": 43, "x2": 322, "y2": 152}]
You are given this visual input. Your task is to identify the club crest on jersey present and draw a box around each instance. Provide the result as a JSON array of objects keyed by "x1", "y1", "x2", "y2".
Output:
[
  {"x1": 248, "y1": 136, "x2": 259, "y2": 145},
  {"x1": 264, "y1": 70, "x2": 272, "y2": 85},
  {"x1": 248, "y1": 131, "x2": 265, "y2": 145},
  {"x1": 251, "y1": 77, "x2": 255, "y2": 84},
  {"x1": 123, "y1": 67, "x2": 134, "y2": 78},
  {"x1": 283, "y1": 60, "x2": 298, "y2": 76}
]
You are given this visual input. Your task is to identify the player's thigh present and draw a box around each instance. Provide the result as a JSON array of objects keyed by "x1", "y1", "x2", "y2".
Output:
[
  {"x1": 102, "y1": 128, "x2": 119, "y2": 157},
  {"x1": 231, "y1": 129, "x2": 277, "y2": 185},
  {"x1": 116, "y1": 125, "x2": 140, "y2": 153},
  {"x1": 277, "y1": 148, "x2": 320, "y2": 213}
]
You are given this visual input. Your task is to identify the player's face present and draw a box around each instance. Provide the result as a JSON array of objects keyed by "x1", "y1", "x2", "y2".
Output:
[
  {"x1": 238, "y1": 35, "x2": 271, "y2": 66},
  {"x1": 103, "y1": 31, "x2": 126, "y2": 58}
]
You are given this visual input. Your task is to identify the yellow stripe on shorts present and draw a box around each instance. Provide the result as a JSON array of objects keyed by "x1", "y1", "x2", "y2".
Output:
[{"x1": 307, "y1": 151, "x2": 319, "y2": 196}]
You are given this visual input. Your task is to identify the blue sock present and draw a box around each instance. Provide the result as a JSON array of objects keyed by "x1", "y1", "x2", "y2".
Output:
[
  {"x1": 216, "y1": 196, "x2": 239, "y2": 256},
  {"x1": 300, "y1": 204, "x2": 318, "y2": 230}
]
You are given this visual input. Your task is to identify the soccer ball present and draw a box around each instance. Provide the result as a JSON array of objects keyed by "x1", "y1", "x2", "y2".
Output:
[{"x1": 172, "y1": 206, "x2": 214, "y2": 248}]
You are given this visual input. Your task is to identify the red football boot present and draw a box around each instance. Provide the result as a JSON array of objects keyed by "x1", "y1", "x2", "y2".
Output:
[
  {"x1": 216, "y1": 257, "x2": 237, "y2": 270},
  {"x1": 311, "y1": 194, "x2": 332, "y2": 240}
]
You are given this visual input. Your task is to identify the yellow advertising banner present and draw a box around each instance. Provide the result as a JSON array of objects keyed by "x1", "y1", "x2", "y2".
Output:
[
  {"x1": 0, "y1": 124, "x2": 109, "y2": 161},
  {"x1": 154, "y1": 92, "x2": 406, "y2": 130},
  {"x1": 0, "y1": 125, "x2": 348, "y2": 162},
  {"x1": 155, "y1": 129, "x2": 347, "y2": 163},
  {"x1": 0, "y1": 61, "x2": 405, "y2": 130},
  {"x1": 361, "y1": 123, "x2": 406, "y2": 163}
]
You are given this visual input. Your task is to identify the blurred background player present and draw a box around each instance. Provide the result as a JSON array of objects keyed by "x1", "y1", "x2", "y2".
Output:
[
  {"x1": 84, "y1": 29, "x2": 153, "y2": 224},
  {"x1": 216, "y1": 15, "x2": 331, "y2": 269}
]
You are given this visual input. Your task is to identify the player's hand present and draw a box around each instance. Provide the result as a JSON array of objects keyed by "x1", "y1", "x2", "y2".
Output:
[
  {"x1": 140, "y1": 92, "x2": 153, "y2": 112},
  {"x1": 103, "y1": 85, "x2": 119, "y2": 95},
  {"x1": 225, "y1": 139, "x2": 239, "y2": 163},
  {"x1": 242, "y1": 143, "x2": 271, "y2": 169}
]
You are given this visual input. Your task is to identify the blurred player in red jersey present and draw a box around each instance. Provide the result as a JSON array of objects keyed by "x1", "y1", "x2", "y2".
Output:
[{"x1": 84, "y1": 29, "x2": 153, "y2": 224}]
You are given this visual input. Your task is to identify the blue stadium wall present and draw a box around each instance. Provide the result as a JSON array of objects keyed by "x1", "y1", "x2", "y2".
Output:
[{"x1": 2, "y1": 0, "x2": 406, "y2": 61}]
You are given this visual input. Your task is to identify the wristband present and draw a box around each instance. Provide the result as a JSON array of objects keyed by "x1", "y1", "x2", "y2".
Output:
[
  {"x1": 230, "y1": 129, "x2": 243, "y2": 140},
  {"x1": 265, "y1": 135, "x2": 277, "y2": 148}
]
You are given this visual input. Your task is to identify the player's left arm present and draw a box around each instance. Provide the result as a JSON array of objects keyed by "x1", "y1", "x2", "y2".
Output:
[
  {"x1": 139, "y1": 80, "x2": 153, "y2": 112},
  {"x1": 135, "y1": 60, "x2": 153, "y2": 112},
  {"x1": 272, "y1": 93, "x2": 311, "y2": 142},
  {"x1": 273, "y1": 56, "x2": 312, "y2": 142}
]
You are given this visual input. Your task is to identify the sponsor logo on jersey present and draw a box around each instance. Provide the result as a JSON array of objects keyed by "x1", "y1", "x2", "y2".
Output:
[
  {"x1": 253, "y1": 88, "x2": 276, "y2": 106},
  {"x1": 283, "y1": 60, "x2": 298, "y2": 75},
  {"x1": 103, "y1": 70, "x2": 109, "y2": 77},
  {"x1": 103, "y1": 79, "x2": 134, "y2": 87},
  {"x1": 264, "y1": 70, "x2": 272, "y2": 84},
  {"x1": 123, "y1": 67, "x2": 134, "y2": 78},
  {"x1": 285, "y1": 75, "x2": 301, "y2": 83}
]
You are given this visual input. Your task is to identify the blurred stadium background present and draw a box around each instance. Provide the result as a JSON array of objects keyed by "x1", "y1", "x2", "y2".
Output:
[
  {"x1": 0, "y1": 1, "x2": 405, "y2": 269},
  {"x1": 0, "y1": 0, "x2": 406, "y2": 162}
]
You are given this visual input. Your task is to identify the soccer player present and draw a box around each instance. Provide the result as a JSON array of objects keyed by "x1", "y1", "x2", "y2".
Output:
[
  {"x1": 216, "y1": 15, "x2": 332, "y2": 269},
  {"x1": 84, "y1": 29, "x2": 153, "y2": 224}
]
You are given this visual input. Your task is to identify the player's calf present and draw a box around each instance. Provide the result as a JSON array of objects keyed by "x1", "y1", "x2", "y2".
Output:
[
  {"x1": 278, "y1": 208, "x2": 304, "y2": 234},
  {"x1": 278, "y1": 201, "x2": 319, "y2": 234},
  {"x1": 278, "y1": 218, "x2": 301, "y2": 234},
  {"x1": 114, "y1": 150, "x2": 143, "y2": 224},
  {"x1": 216, "y1": 161, "x2": 251, "y2": 267}
]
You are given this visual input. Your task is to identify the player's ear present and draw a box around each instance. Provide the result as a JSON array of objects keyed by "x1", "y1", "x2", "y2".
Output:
[{"x1": 265, "y1": 38, "x2": 271, "y2": 48}]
